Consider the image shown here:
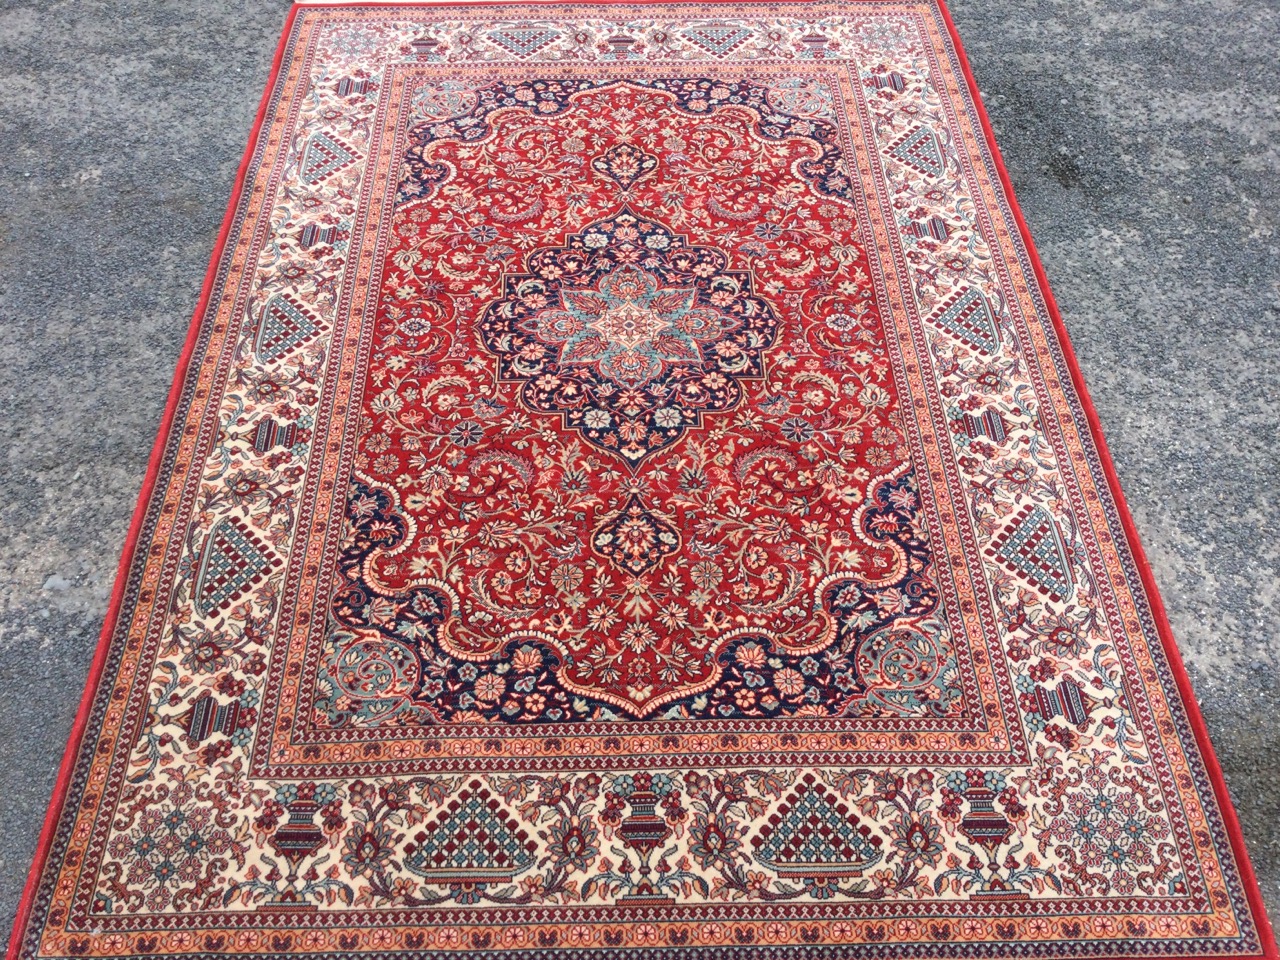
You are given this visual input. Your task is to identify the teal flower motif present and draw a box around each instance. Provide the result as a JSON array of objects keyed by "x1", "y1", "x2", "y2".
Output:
[
  {"x1": 888, "y1": 810, "x2": 944, "y2": 868},
  {"x1": 688, "y1": 811, "x2": 746, "y2": 870},
  {"x1": 530, "y1": 263, "x2": 727, "y2": 389},
  {"x1": 546, "y1": 815, "x2": 599, "y2": 873}
]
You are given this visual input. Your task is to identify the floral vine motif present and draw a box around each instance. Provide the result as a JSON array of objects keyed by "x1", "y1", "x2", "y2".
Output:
[
  {"x1": 488, "y1": 773, "x2": 609, "y2": 905},
  {"x1": 99, "y1": 773, "x2": 248, "y2": 915},
  {"x1": 335, "y1": 73, "x2": 944, "y2": 722},
  {"x1": 1031, "y1": 750, "x2": 1175, "y2": 898},
  {"x1": 400, "y1": 76, "x2": 851, "y2": 206},
  {"x1": 321, "y1": 468, "x2": 954, "y2": 725}
]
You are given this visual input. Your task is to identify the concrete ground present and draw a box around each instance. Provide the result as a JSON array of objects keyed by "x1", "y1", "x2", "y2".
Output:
[{"x1": 0, "y1": 0, "x2": 1276, "y2": 948}]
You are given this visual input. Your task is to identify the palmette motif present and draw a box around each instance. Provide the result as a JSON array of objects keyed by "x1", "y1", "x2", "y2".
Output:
[{"x1": 13, "y1": 3, "x2": 1269, "y2": 960}]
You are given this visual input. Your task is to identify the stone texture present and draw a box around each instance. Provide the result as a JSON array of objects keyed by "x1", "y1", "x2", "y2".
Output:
[{"x1": 0, "y1": 0, "x2": 1275, "y2": 946}]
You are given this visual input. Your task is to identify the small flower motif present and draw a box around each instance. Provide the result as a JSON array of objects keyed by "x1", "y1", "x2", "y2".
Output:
[
  {"x1": 448, "y1": 421, "x2": 484, "y2": 446},
  {"x1": 654, "y1": 407, "x2": 682, "y2": 428},
  {"x1": 546, "y1": 815, "x2": 599, "y2": 873},
  {"x1": 474, "y1": 673, "x2": 505, "y2": 702},
  {"x1": 691, "y1": 560, "x2": 723, "y2": 590},
  {"x1": 511, "y1": 645, "x2": 542, "y2": 672},
  {"x1": 889, "y1": 811, "x2": 944, "y2": 868},
  {"x1": 688, "y1": 812, "x2": 745, "y2": 870},
  {"x1": 774, "y1": 668, "x2": 806, "y2": 698},
  {"x1": 780, "y1": 417, "x2": 814, "y2": 442}
]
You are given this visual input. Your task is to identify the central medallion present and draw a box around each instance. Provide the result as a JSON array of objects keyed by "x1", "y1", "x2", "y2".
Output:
[
  {"x1": 479, "y1": 208, "x2": 781, "y2": 465},
  {"x1": 537, "y1": 263, "x2": 712, "y2": 388}
]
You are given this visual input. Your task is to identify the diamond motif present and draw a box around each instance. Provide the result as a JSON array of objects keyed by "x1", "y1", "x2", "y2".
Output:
[{"x1": 591, "y1": 493, "x2": 681, "y2": 575}]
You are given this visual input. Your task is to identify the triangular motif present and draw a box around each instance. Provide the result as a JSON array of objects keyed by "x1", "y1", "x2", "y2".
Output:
[
  {"x1": 889, "y1": 125, "x2": 945, "y2": 178},
  {"x1": 402, "y1": 780, "x2": 536, "y2": 883},
  {"x1": 986, "y1": 504, "x2": 1074, "y2": 603},
  {"x1": 926, "y1": 286, "x2": 1000, "y2": 355},
  {"x1": 681, "y1": 25, "x2": 753, "y2": 58},
  {"x1": 299, "y1": 131, "x2": 358, "y2": 185},
  {"x1": 752, "y1": 775, "x2": 885, "y2": 878},
  {"x1": 254, "y1": 293, "x2": 321, "y2": 363},
  {"x1": 487, "y1": 25, "x2": 561, "y2": 57},
  {"x1": 591, "y1": 142, "x2": 659, "y2": 191},
  {"x1": 194, "y1": 518, "x2": 280, "y2": 616}
]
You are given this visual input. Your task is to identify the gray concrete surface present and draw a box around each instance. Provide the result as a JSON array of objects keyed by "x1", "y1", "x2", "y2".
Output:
[{"x1": 0, "y1": 0, "x2": 1275, "y2": 948}]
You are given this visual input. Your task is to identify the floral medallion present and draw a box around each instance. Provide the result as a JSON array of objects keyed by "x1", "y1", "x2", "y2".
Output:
[
  {"x1": 320, "y1": 77, "x2": 959, "y2": 721},
  {"x1": 480, "y1": 208, "x2": 780, "y2": 465}
]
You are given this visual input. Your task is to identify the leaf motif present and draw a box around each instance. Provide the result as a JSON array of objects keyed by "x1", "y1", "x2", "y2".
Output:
[
  {"x1": 562, "y1": 291, "x2": 611, "y2": 316},
  {"x1": 490, "y1": 775, "x2": 532, "y2": 804},
  {"x1": 560, "y1": 336, "x2": 608, "y2": 364},
  {"x1": 650, "y1": 289, "x2": 696, "y2": 315},
  {"x1": 535, "y1": 309, "x2": 584, "y2": 340},
  {"x1": 654, "y1": 334, "x2": 700, "y2": 361}
]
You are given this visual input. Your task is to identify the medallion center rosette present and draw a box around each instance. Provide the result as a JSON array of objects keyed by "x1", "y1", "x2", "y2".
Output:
[{"x1": 481, "y1": 208, "x2": 778, "y2": 464}]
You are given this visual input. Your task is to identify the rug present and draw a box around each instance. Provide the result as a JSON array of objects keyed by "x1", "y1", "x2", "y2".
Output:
[{"x1": 10, "y1": 3, "x2": 1275, "y2": 959}]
